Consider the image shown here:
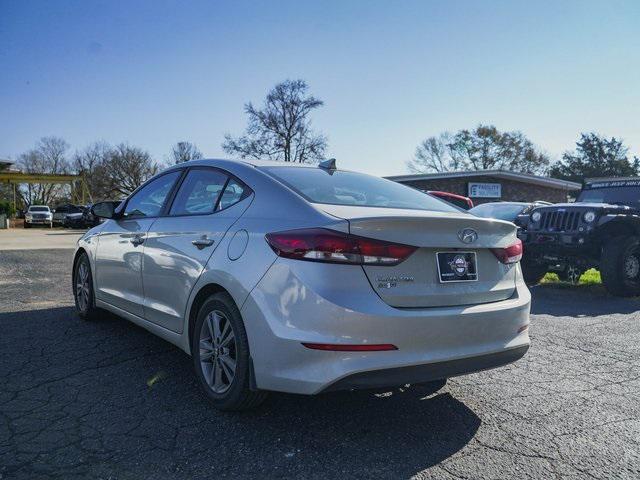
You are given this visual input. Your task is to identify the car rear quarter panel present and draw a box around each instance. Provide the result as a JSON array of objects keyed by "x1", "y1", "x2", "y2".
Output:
[{"x1": 177, "y1": 162, "x2": 352, "y2": 354}]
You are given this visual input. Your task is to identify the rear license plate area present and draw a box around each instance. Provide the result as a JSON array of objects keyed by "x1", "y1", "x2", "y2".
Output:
[{"x1": 436, "y1": 252, "x2": 478, "y2": 282}]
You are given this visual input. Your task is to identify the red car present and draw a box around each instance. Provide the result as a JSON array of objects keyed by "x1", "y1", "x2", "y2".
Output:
[{"x1": 428, "y1": 191, "x2": 474, "y2": 210}]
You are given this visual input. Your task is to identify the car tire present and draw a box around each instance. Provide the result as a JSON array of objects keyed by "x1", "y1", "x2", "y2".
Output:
[
  {"x1": 601, "y1": 236, "x2": 640, "y2": 297},
  {"x1": 521, "y1": 261, "x2": 547, "y2": 286},
  {"x1": 191, "y1": 293, "x2": 268, "y2": 411},
  {"x1": 73, "y1": 252, "x2": 101, "y2": 320},
  {"x1": 24, "y1": 222, "x2": 30, "y2": 229}
]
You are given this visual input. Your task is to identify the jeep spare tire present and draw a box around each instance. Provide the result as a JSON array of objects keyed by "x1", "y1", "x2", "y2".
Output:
[{"x1": 601, "y1": 236, "x2": 640, "y2": 297}]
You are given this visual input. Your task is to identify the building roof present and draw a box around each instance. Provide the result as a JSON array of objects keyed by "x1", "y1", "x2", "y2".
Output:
[
  {"x1": 385, "y1": 170, "x2": 582, "y2": 191},
  {"x1": 0, "y1": 159, "x2": 19, "y2": 172},
  {"x1": 0, "y1": 171, "x2": 80, "y2": 184}
]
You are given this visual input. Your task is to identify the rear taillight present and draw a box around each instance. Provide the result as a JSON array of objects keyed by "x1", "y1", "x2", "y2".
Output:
[
  {"x1": 265, "y1": 228, "x2": 417, "y2": 266},
  {"x1": 491, "y1": 239, "x2": 523, "y2": 264}
]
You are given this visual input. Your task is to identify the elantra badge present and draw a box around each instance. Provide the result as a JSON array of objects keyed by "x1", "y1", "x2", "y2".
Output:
[{"x1": 458, "y1": 228, "x2": 478, "y2": 244}]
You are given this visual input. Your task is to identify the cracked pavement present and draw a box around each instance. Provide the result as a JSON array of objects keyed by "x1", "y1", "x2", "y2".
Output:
[{"x1": 1, "y1": 249, "x2": 639, "y2": 479}]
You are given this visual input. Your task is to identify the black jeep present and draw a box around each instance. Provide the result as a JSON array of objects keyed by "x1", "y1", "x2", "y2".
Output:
[{"x1": 521, "y1": 177, "x2": 640, "y2": 296}]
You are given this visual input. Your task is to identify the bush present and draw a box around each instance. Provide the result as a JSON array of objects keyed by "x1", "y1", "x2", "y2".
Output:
[
  {"x1": 541, "y1": 268, "x2": 601, "y2": 286},
  {"x1": 0, "y1": 200, "x2": 16, "y2": 217}
]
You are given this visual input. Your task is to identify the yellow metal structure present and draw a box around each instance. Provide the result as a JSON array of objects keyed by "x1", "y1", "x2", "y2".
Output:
[{"x1": 0, "y1": 171, "x2": 90, "y2": 210}]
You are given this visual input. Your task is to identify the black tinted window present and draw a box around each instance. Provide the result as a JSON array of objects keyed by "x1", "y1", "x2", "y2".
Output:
[
  {"x1": 124, "y1": 171, "x2": 182, "y2": 218},
  {"x1": 170, "y1": 169, "x2": 228, "y2": 215},
  {"x1": 262, "y1": 167, "x2": 458, "y2": 212},
  {"x1": 217, "y1": 178, "x2": 248, "y2": 211}
]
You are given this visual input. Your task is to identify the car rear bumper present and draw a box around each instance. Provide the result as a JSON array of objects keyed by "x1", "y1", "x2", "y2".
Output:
[
  {"x1": 322, "y1": 344, "x2": 529, "y2": 392},
  {"x1": 241, "y1": 259, "x2": 531, "y2": 395}
]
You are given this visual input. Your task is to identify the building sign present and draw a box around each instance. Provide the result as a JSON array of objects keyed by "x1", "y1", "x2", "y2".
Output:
[{"x1": 468, "y1": 182, "x2": 501, "y2": 198}]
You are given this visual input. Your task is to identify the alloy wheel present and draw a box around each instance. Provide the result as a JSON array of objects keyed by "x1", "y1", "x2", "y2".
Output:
[
  {"x1": 199, "y1": 310, "x2": 237, "y2": 394},
  {"x1": 76, "y1": 262, "x2": 90, "y2": 312}
]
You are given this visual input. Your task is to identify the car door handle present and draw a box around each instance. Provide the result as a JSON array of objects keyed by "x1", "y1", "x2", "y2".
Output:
[
  {"x1": 130, "y1": 235, "x2": 145, "y2": 246},
  {"x1": 192, "y1": 236, "x2": 215, "y2": 249}
]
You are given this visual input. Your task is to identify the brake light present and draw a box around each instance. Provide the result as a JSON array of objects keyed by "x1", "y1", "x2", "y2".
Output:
[
  {"x1": 491, "y1": 239, "x2": 523, "y2": 264},
  {"x1": 265, "y1": 228, "x2": 417, "y2": 266}
]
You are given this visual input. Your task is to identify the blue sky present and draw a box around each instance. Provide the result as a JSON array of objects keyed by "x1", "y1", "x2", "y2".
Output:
[{"x1": 1, "y1": 0, "x2": 639, "y2": 176}]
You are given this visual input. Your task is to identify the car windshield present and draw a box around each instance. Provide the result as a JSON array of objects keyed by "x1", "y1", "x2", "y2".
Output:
[
  {"x1": 470, "y1": 203, "x2": 526, "y2": 221},
  {"x1": 29, "y1": 206, "x2": 49, "y2": 212},
  {"x1": 577, "y1": 184, "x2": 640, "y2": 207},
  {"x1": 261, "y1": 167, "x2": 459, "y2": 212}
]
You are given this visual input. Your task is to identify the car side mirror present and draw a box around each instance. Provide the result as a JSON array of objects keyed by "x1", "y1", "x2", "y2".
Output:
[{"x1": 91, "y1": 202, "x2": 119, "y2": 219}]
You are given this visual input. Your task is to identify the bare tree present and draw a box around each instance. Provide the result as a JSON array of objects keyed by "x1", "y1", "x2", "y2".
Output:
[
  {"x1": 407, "y1": 125, "x2": 550, "y2": 174},
  {"x1": 73, "y1": 141, "x2": 112, "y2": 201},
  {"x1": 18, "y1": 136, "x2": 71, "y2": 205},
  {"x1": 103, "y1": 144, "x2": 158, "y2": 197},
  {"x1": 170, "y1": 141, "x2": 203, "y2": 164},
  {"x1": 223, "y1": 79, "x2": 327, "y2": 163},
  {"x1": 408, "y1": 132, "x2": 461, "y2": 173}
]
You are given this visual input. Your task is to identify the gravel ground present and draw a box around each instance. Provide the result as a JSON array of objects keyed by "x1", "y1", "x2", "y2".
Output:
[{"x1": 0, "y1": 249, "x2": 639, "y2": 479}]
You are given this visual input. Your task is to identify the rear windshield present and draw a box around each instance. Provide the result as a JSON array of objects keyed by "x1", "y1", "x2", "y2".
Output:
[
  {"x1": 261, "y1": 167, "x2": 458, "y2": 212},
  {"x1": 29, "y1": 206, "x2": 49, "y2": 212},
  {"x1": 470, "y1": 203, "x2": 526, "y2": 221}
]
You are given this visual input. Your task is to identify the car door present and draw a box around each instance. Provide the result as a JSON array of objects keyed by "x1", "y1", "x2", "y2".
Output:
[
  {"x1": 94, "y1": 170, "x2": 183, "y2": 317},
  {"x1": 141, "y1": 167, "x2": 253, "y2": 332}
]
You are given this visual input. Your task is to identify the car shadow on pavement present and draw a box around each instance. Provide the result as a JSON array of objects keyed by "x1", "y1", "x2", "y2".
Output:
[
  {"x1": 530, "y1": 284, "x2": 640, "y2": 316},
  {"x1": 0, "y1": 306, "x2": 481, "y2": 479},
  {"x1": 252, "y1": 388, "x2": 481, "y2": 475}
]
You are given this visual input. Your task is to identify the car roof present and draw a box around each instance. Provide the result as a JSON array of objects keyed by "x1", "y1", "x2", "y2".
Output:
[
  {"x1": 182, "y1": 158, "x2": 318, "y2": 169},
  {"x1": 242, "y1": 158, "x2": 317, "y2": 168}
]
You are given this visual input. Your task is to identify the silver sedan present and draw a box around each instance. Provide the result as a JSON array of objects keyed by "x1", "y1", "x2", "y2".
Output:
[{"x1": 73, "y1": 159, "x2": 530, "y2": 410}]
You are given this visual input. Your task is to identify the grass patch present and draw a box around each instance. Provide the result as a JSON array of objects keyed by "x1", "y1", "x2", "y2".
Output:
[
  {"x1": 580, "y1": 268, "x2": 601, "y2": 285},
  {"x1": 540, "y1": 272, "x2": 560, "y2": 284},
  {"x1": 540, "y1": 268, "x2": 601, "y2": 286}
]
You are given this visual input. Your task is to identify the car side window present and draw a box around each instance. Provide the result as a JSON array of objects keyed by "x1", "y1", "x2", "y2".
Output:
[
  {"x1": 170, "y1": 169, "x2": 229, "y2": 216},
  {"x1": 217, "y1": 178, "x2": 249, "y2": 211},
  {"x1": 124, "y1": 171, "x2": 182, "y2": 218}
]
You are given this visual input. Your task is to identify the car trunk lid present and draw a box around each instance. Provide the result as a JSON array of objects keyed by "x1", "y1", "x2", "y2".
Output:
[{"x1": 317, "y1": 204, "x2": 519, "y2": 308}]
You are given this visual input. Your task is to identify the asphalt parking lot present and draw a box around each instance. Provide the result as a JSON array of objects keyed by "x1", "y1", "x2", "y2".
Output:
[
  {"x1": 0, "y1": 229, "x2": 84, "y2": 251},
  {"x1": 1, "y1": 247, "x2": 639, "y2": 479}
]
